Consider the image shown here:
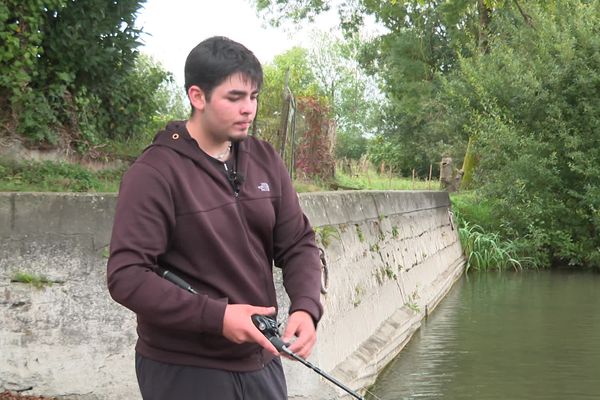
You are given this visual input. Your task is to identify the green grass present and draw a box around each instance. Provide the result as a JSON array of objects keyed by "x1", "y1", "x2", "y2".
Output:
[
  {"x1": 335, "y1": 170, "x2": 437, "y2": 191},
  {"x1": 0, "y1": 159, "x2": 439, "y2": 193},
  {"x1": 100, "y1": 133, "x2": 153, "y2": 162},
  {"x1": 313, "y1": 225, "x2": 341, "y2": 248},
  {"x1": 450, "y1": 191, "x2": 496, "y2": 231},
  {"x1": 293, "y1": 179, "x2": 329, "y2": 193},
  {"x1": 458, "y1": 219, "x2": 524, "y2": 272},
  {"x1": 452, "y1": 191, "x2": 541, "y2": 271},
  {"x1": 0, "y1": 159, "x2": 125, "y2": 192},
  {"x1": 11, "y1": 272, "x2": 54, "y2": 288}
]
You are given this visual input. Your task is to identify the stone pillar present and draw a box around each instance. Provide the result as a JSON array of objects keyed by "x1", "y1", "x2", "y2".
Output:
[{"x1": 439, "y1": 157, "x2": 463, "y2": 192}]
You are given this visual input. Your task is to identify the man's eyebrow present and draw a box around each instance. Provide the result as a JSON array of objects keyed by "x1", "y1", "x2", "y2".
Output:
[{"x1": 227, "y1": 89, "x2": 260, "y2": 96}]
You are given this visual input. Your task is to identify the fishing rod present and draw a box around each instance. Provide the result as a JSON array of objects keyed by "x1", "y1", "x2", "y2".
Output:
[
  {"x1": 158, "y1": 268, "x2": 384, "y2": 400},
  {"x1": 157, "y1": 267, "x2": 198, "y2": 294},
  {"x1": 251, "y1": 314, "x2": 365, "y2": 400}
]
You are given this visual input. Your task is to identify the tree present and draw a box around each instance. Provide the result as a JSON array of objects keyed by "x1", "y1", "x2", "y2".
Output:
[
  {"x1": 0, "y1": 0, "x2": 170, "y2": 150},
  {"x1": 439, "y1": 0, "x2": 600, "y2": 268},
  {"x1": 256, "y1": 46, "x2": 323, "y2": 146},
  {"x1": 307, "y1": 31, "x2": 379, "y2": 160},
  {"x1": 254, "y1": 0, "x2": 538, "y2": 178}
]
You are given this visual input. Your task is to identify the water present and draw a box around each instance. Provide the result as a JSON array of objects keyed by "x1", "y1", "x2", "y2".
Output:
[{"x1": 367, "y1": 270, "x2": 600, "y2": 400}]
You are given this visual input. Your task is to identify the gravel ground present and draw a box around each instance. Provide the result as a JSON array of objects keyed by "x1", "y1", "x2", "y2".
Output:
[{"x1": 0, "y1": 392, "x2": 56, "y2": 400}]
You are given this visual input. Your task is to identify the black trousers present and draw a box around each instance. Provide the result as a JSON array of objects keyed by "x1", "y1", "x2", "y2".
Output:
[{"x1": 135, "y1": 353, "x2": 287, "y2": 400}]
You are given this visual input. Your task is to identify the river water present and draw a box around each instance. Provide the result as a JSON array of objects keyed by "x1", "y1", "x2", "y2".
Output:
[{"x1": 366, "y1": 270, "x2": 600, "y2": 400}]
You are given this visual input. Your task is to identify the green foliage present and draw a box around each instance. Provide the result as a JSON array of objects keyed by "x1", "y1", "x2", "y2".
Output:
[
  {"x1": 0, "y1": 159, "x2": 125, "y2": 192},
  {"x1": 313, "y1": 225, "x2": 341, "y2": 248},
  {"x1": 257, "y1": 36, "x2": 378, "y2": 166},
  {"x1": 0, "y1": 0, "x2": 66, "y2": 93},
  {"x1": 255, "y1": 0, "x2": 330, "y2": 26},
  {"x1": 258, "y1": 0, "x2": 600, "y2": 269},
  {"x1": 336, "y1": 129, "x2": 368, "y2": 160},
  {"x1": 307, "y1": 32, "x2": 379, "y2": 161},
  {"x1": 256, "y1": 47, "x2": 330, "y2": 175},
  {"x1": 452, "y1": 192, "x2": 545, "y2": 269},
  {"x1": 357, "y1": 0, "x2": 483, "y2": 176},
  {"x1": 335, "y1": 168, "x2": 435, "y2": 190},
  {"x1": 450, "y1": 191, "x2": 496, "y2": 231},
  {"x1": 254, "y1": 0, "x2": 548, "y2": 178},
  {"x1": 292, "y1": 180, "x2": 329, "y2": 192},
  {"x1": 355, "y1": 224, "x2": 365, "y2": 243},
  {"x1": 458, "y1": 219, "x2": 527, "y2": 272},
  {"x1": 257, "y1": 47, "x2": 323, "y2": 144},
  {"x1": 11, "y1": 272, "x2": 53, "y2": 288},
  {"x1": 443, "y1": 1, "x2": 600, "y2": 268},
  {"x1": 0, "y1": 0, "x2": 177, "y2": 152}
]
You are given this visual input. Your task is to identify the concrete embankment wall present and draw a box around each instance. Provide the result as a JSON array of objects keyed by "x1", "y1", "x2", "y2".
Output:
[{"x1": 0, "y1": 191, "x2": 464, "y2": 399}]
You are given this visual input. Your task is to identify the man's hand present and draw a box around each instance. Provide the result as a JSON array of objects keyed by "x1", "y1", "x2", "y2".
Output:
[
  {"x1": 222, "y1": 304, "x2": 280, "y2": 356},
  {"x1": 282, "y1": 310, "x2": 316, "y2": 359}
]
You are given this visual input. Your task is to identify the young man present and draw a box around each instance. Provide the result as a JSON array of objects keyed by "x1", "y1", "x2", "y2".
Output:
[{"x1": 107, "y1": 36, "x2": 323, "y2": 399}]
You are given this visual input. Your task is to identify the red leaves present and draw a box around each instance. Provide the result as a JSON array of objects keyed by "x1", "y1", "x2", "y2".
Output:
[{"x1": 295, "y1": 97, "x2": 335, "y2": 182}]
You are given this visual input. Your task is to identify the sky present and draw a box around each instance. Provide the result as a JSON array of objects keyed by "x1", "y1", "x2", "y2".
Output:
[{"x1": 135, "y1": 0, "x2": 340, "y2": 86}]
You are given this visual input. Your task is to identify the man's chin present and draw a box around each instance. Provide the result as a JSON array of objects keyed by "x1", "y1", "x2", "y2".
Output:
[{"x1": 228, "y1": 131, "x2": 249, "y2": 143}]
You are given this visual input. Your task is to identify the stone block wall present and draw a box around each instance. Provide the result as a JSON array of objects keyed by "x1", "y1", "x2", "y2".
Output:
[{"x1": 0, "y1": 191, "x2": 464, "y2": 399}]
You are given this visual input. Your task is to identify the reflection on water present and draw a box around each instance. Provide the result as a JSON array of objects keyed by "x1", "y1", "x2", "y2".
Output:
[{"x1": 367, "y1": 271, "x2": 600, "y2": 400}]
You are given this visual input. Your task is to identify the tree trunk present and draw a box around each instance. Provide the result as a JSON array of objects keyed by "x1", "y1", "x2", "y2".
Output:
[
  {"x1": 461, "y1": 135, "x2": 478, "y2": 189},
  {"x1": 478, "y1": 0, "x2": 492, "y2": 54}
]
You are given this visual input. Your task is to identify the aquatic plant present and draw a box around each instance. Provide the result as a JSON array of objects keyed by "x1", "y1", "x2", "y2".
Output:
[{"x1": 458, "y1": 219, "x2": 534, "y2": 272}]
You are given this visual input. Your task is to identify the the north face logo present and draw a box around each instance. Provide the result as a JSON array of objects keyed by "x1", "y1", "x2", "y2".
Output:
[{"x1": 257, "y1": 182, "x2": 270, "y2": 192}]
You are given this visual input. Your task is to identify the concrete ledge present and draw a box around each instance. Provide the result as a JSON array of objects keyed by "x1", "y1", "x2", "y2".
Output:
[{"x1": 0, "y1": 191, "x2": 464, "y2": 399}]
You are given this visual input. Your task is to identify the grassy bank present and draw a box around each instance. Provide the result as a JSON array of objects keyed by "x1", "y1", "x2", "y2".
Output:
[
  {"x1": 0, "y1": 159, "x2": 439, "y2": 193},
  {"x1": 0, "y1": 159, "x2": 125, "y2": 192},
  {"x1": 451, "y1": 191, "x2": 541, "y2": 271},
  {"x1": 335, "y1": 169, "x2": 438, "y2": 191}
]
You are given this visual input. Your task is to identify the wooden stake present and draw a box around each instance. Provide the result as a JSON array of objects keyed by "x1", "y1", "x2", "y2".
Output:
[{"x1": 428, "y1": 164, "x2": 433, "y2": 190}]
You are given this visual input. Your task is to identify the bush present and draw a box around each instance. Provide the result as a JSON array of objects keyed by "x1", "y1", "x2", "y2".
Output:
[
  {"x1": 0, "y1": 0, "x2": 178, "y2": 151},
  {"x1": 442, "y1": 1, "x2": 600, "y2": 268}
]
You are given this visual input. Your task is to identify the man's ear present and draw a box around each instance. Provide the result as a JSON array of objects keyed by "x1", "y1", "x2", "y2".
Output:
[{"x1": 187, "y1": 85, "x2": 206, "y2": 112}]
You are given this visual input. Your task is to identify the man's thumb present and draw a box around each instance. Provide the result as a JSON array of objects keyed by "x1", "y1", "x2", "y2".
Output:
[{"x1": 254, "y1": 306, "x2": 276, "y2": 316}]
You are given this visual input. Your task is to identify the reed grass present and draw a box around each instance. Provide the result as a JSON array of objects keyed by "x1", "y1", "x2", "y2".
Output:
[{"x1": 457, "y1": 217, "x2": 539, "y2": 272}]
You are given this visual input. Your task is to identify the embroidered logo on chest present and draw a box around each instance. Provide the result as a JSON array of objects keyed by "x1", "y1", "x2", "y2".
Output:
[{"x1": 257, "y1": 182, "x2": 270, "y2": 192}]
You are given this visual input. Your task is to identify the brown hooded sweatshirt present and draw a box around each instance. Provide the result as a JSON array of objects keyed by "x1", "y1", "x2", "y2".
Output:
[{"x1": 107, "y1": 121, "x2": 323, "y2": 372}]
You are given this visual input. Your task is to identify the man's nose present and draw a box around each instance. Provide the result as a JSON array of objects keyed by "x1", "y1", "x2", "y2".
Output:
[{"x1": 240, "y1": 98, "x2": 256, "y2": 115}]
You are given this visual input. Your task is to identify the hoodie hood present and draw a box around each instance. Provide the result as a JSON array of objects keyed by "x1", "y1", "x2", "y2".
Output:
[
  {"x1": 147, "y1": 120, "x2": 250, "y2": 181},
  {"x1": 150, "y1": 120, "x2": 209, "y2": 164}
]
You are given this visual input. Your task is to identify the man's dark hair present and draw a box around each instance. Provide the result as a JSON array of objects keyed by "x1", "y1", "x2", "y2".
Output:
[{"x1": 184, "y1": 36, "x2": 263, "y2": 101}]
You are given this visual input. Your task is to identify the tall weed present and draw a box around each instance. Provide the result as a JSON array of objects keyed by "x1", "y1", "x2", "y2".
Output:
[{"x1": 456, "y1": 212, "x2": 540, "y2": 272}]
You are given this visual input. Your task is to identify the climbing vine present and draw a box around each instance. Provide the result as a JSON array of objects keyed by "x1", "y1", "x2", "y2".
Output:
[{"x1": 295, "y1": 96, "x2": 335, "y2": 182}]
